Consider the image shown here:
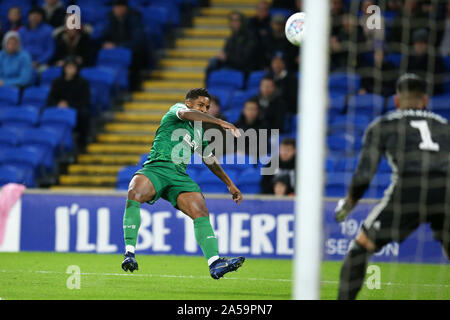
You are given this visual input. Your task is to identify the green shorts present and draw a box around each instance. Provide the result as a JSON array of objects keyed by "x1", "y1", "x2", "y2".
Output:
[{"x1": 134, "y1": 160, "x2": 202, "y2": 208}]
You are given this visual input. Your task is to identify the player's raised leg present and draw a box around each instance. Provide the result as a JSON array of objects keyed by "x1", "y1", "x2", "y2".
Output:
[
  {"x1": 176, "y1": 192, "x2": 245, "y2": 279},
  {"x1": 122, "y1": 174, "x2": 156, "y2": 272}
]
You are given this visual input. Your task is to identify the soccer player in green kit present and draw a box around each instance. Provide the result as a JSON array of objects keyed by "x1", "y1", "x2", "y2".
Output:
[{"x1": 121, "y1": 88, "x2": 245, "y2": 279}]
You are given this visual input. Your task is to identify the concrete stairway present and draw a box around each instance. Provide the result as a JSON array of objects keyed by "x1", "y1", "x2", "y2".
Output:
[{"x1": 52, "y1": 0, "x2": 258, "y2": 190}]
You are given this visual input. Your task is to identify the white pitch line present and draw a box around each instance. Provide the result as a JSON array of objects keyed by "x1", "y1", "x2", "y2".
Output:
[{"x1": 1, "y1": 269, "x2": 450, "y2": 289}]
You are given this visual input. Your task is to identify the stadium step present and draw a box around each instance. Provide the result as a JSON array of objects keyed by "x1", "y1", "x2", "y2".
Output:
[
  {"x1": 143, "y1": 80, "x2": 204, "y2": 90},
  {"x1": 86, "y1": 144, "x2": 150, "y2": 154},
  {"x1": 132, "y1": 92, "x2": 186, "y2": 102},
  {"x1": 159, "y1": 58, "x2": 209, "y2": 68},
  {"x1": 67, "y1": 164, "x2": 123, "y2": 175},
  {"x1": 166, "y1": 49, "x2": 219, "y2": 60},
  {"x1": 175, "y1": 38, "x2": 225, "y2": 49},
  {"x1": 123, "y1": 102, "x2": 171, "y2": 112},
  {"x1": 193, "y1": 16, "x2": 228, "y2": 27},
  {"x1": 97, "y1": 133, "x2": 155, "y2": 144},
  {"x1": 150, "y1": 70, "x2": 205, "y2": 81},
  {"x1": 184, "y1": 28, "x2": 231, "y2": 38},
  {"x1": 77, "y1": 154, "x2": 141, "y2": 165},
  {"x1": 59, "y1": 175, "x2": 117, "y2": 186},
  {"x1": 114, "y1": 112, "x2": 163, "y2": 122},
  {"x1": 104, "y1": 123, "x2": 159, "y2": 133},
  {"x1": 200, "y1": 7, "x2": 255, "y2": 17},
  {"x1": 50, "y1": 185, "x2": 115, "y2": 191}
]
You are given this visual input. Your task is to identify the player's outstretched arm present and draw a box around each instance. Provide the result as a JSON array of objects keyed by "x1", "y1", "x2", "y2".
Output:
[
  {"x1": 178, "y1": 109, "x2": 241, "y2": 138},
  {"x1": 203, "y1": 154, "x2": 243, "y2": 204}
]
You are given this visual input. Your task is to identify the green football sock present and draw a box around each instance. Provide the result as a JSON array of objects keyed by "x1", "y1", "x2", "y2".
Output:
[
  {"x1": 194, "y1": 216, "x2": 219, "y2": 263},
  {"x1": 123, "y1": 199, "x2": 141, "y2": 248}
]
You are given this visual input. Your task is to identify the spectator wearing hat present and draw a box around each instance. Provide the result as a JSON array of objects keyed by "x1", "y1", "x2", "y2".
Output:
[
  {"x1": 18, "y1": 7, "x2": 54, "y2": 70},
  {"x1": 42, "y1": 0, "x2": 66, "y2": 29},
  {"x1": 269, "y1": 53, "x2": 298, "y2": 113},
  {"x1": 260, "y1": 14, "x2": 298, "y2": 70},
  {"x1": 0, "y1": 31, "x2": 33, "y2": 87},
  {"x1": 102, "y1": 0, "x2": 146, "y2": 90},
  {"x1": 405, "y1": 28, "x2": 445, "y2": 95},
  {"x1": 47, "y1": 57, "x2": 91, "y2": 148}
]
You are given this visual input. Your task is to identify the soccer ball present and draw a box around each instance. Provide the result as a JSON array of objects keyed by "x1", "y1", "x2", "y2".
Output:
[{"x1": 285, "y1": 12, "x2": 306, "y2": 46}]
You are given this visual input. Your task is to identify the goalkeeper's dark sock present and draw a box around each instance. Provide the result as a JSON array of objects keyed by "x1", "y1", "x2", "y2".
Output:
[
  {"x1": 123, "y1": 199, "x2": 141, "y2": 253},
  {"x1": 338, "y1": 241, "x2": 372, "y2": 300},
  {"x1": 194, "y1": 216, "x2": 219, "y2": 266}
]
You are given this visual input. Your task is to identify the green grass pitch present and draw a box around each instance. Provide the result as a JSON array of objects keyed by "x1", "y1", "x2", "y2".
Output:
[{"x1": 0, "y1": 252, "x2": 448, "y2": 300}]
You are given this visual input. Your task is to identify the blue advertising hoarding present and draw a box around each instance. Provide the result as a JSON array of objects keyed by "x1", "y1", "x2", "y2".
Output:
[{"x1": 9, "y1": 191, "x2": 447, "y2": 264}]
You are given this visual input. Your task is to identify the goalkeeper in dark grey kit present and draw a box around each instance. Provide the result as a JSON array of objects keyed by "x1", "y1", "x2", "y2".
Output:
[{"x1": 334, "y1": 74, "x2": 450, "y2": 300}]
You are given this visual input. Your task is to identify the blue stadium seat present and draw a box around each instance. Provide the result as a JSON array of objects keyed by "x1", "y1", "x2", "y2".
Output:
[
  {"x1": 21, "y1": 128, "x2": 61, "y2": 170},
  {"x1": 327, "y1": 133, "x2": 362, "y2": 155},
  {"x1": 148, "y1": 2, "x2": 181, "y2": 26},
  {"x1": 429, "y1": 95, "x2": 450, "y2": 119},
  {"x1": 0, "y1": 147, "x2": 43, "y2": 187},
  {"x1": 80, "y1": 67, "x2": 117, "y2": 113},
  {"x1": 269, "y1": 8, "x2": 294, "y2": 18},
  {"x1": 325, "y1": 155, "x2": 340, "y2": 172},
  {"x1": 0, "y1": 127, "x2": 21, "y2": 148},
  {"x1": 378, "y1": 158, "x2": 392, "y2": 173},
  {"x1": 117, "y1": 165, "x2": 141, "y2": 190},
  {"x1": 385, "y1": 53, "x2": 402, "y2": 67},
  {"x1": 443, "y1": 76, "x2": 450, "y2": 93},
  {"x1": 220, "y1": 153, "x2": 258, "y2": 173},
  {"x1": 329, "y1": 72, "x2": 360, "y2": 95},
  {"x1": 208, "y1": 69, "x2": 245, "y2": 91},
  {"x1": 364, "y1": 174, "x2": 392, "y2": 198},
  {"x1": 247, "y1": 70, "x2": 266, "y2": 90},
  {"x1": 0, "y1": 86, "x2": 20, "y2": 106},
  {"x1": 223, "y1": 110, "x2": 240, "y2": 124},
  {"x1": 207, "y1": 88, "x2": 233, "y2": 110},
  {"x1": 328, "y1": 114, "x2": 370, "y2": 135},
  {"x1": 78, "y1": 4, "x2": 109, "y2": 24},
  {"x1": 228, "y1": 90, "x2": 257, "y2": 111},
  {"x1": 0, "y1": 106, "x2": 39, "y2": 128},
  {"x1": 335, "y1": 156, "x2": 359, "y2": 172},
  {"x1": 328, "y1": 93, "x2": 346, "y2": 118},
  {"x1": 39, "y1": 107, "x2": 77, "y2": 150},
  {"x1": 21, "y1": 86, "x2": 50, "y2": 110},
  {"x1": 325, "y1": 173, "x2": 352, "y2": 197},
  {"x1": 347, "y1": 94, "x2": 384, "y2": 119},
  {"x1": 142, "y1": 5, "x2": 170, "y2": 27},
  {"x1": 443, "y1": 56, "x2": 450, "y2": 72},
  {"x1": 97, "y1": 48, "x2": 133, "y2": 89},
  {"x1": 197, "y1": 169, "x2": 238, "y2": 193},
  {"x1": 143, "y1": 20, "x2": 164, "y2": 49},
  {"x1": 40, "y1": 66, "x2": 62, "y2": 86},
  {"x1": 0, "y1": 165, "x2": 24, "y2": 186},
  {"x1": 237, "y1": 168, "x2": 261, "y2": 194}
]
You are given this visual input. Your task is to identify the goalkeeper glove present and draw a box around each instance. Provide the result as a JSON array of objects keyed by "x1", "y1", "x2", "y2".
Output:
[{"x1": 334, "y1": 198, "x2": 354, "y2": 222}]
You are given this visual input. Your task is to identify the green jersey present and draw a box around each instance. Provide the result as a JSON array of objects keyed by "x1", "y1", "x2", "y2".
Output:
[{"x1": 143, "y1": 103, "x2": 210, "y2": 172}]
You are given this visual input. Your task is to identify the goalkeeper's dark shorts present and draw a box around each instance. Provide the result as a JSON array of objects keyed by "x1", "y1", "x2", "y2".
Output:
[{"x1": 361, "y1": 175, "x2": 450, "y2": 252}]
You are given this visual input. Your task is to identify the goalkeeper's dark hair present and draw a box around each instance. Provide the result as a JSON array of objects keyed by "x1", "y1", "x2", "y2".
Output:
[
  {"x1": 396, "y1": 73, "x2": 427, "y2": 97},
  {"x1": 186, "y1": 88, "x2": 211, "y2": 101}
]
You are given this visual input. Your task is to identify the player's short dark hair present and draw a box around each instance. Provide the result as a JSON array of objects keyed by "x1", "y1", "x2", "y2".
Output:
[
  {"x1": 396, "y1": 73, "x2": 427, "y2": 97},
  {"x1": 185, "y1": 88, "x2": 211, "y2": 101},
  {"x1": 281, "y1": 137, "x2": 296, "y2": 148}
]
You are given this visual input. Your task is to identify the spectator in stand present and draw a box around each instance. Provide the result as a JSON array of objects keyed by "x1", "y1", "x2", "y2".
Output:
[
  {"x1": 207, "y1": 96, "x2": 227, "y2": 121},
  {"x1": 439, "y1": 1, "x2": 450, "y2": 56},
  {"x1": 2, "y1": 7, "x2": 23, "y2": 33},
  {"x1": 206, "y1": 11, "x2": 257, "y2": 78},
  {"x1": 330, "y1": 13, "x2": 366, "y2": 71},
  {"x1": 330, "y1": 0, "x2": 346, "y2": 37},
  {"x1": 405, "y1": 28, "x2": 446, "y2": 95},
  {"x1": 273, "y1": 175, "x2": 294, "y2": 196},
  {"x1": 18, "y1": 7, "x2": 54, "y2": 71},
  {"x1": 52, "y1": 14, "x2": 91, "y2": 67},
  {"x1": 271, "y1": 0, "x2": 297, "y2": 11},
  {"x1": 386, "y1": 0, "x2": 429, "y2": 50},
  {"x1": 0, "y1": 31, "x2": 32, "y2": 87},
  {"x1": 234, "y1": 98, "x2": 265, "y2": 157},
  {"x1": 359, "y1": 0, "x2": 385, "y2": 50},
  {"x1": 269, "y1": 52, "x2": 298, "y2": 113},
  {"x1": 248, "y1": 1, "x2": 271, "y2": 68},
  {"x1": 42, "y1": 0, "x2": 66, "y2": 29},
  {"x1": 46, "y1": 57, "x2": 91, "y2": 148},
  {"x1": 260, "y1": 137, "x2": 296, "y2": 195},
  {"x1": 252, "y1": 75, "x2": 287, "y2": 131},
  {"x1": 102, "y1": 0, "x2": 146, "y2": 90},
  {"x1": 260, "y1": 14, "x2": 298, "y2": 70},
  {"x1": 358, "y1": 48, "x2": 397, "y2": 97}
]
